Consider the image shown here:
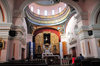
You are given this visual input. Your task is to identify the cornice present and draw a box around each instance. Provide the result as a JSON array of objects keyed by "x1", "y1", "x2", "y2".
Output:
[
  {"x1": 78, "y1": 25, "x2": 89, "y2": 35},
  {"x1": 26, "y1": 6, "x2": 68, "y2": 19},
  {"x1": 10, "y1": 25, "x2": 26, "y2": 37},
  {"x1": 0, "y1": 23, "x2": 12, "y2": 26},
  {"x1": 10, "y1": 25, "x2": 26, "y2": 32},
  {"x1": 26, "y1": 8, "x2": 70, "y2": 25},
  {"x1": 0, "y1": 23, "x2": 12, "y2": 30},
  {"x1": 78, "y1": 25, "x2": 100, "y2": 40},
  {"x1": 78, "y1": 24, "x2": 100, "y2": 35},
  {"x1": 26, "y1": 6, "x2": 70, "y2": 20},
  {"x1": 89, "y1": 24, "x2": 100, "y2": 30},
  {"x1": 8, "y1": 36, "x2": 26, "y2": 45},
  {"x1": 0, "y1": 35, "x2": 9, "y2": 39}
]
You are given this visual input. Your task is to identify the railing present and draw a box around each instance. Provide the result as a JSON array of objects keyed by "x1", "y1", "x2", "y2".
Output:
[
  {"x1": 61, "y1": 59, "x2": 71, "y2": 65},
  {"x1": 31, "y1": 59, "x2": 47, "y2": 64}
]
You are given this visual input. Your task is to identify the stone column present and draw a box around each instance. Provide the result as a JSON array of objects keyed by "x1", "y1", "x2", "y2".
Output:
[
  {"x1": 60, "y1": 42, "x2": 63, "y2": 59},
  {"x1": 0, "y1": 23, "x2": 11, "y2": 62},
  {"x1": 80, "y1": 40, "x2": 88, "y2": 57},
  {"x1": 90, "y1": 38, "x2": 98, "y2": 58},
  {"x1": 89, "y1": 24, "x2": 100, "y2": 58}
]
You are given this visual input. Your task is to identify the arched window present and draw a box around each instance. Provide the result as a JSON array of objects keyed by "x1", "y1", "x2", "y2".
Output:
[
  {"x1": 44, "y1": 10, "x2": 48, "y2": 16},
  {"x1": 30, "y1": 6, "x2": 34, "y2": 12},
  {"x1": 58, "y1": 7, "x2": 61, "y2": 13},
  {"x1": 52, "y1": 10, "x2": 55, "y2": 15},
  {"x1": 37, "y1": 9, "x2": 40, "y2": 15}
]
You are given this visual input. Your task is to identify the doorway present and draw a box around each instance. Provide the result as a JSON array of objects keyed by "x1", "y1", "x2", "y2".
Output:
[{"x1": 71, "y1": 47, "x2": 76, "y2": 57}]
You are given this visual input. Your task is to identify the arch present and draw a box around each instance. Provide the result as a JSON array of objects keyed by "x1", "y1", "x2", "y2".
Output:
[
  {"x1": 33, "y1": 27, "x2": 60, "y2": 41},
  {"x1": 0, "y1": 0, "x2": 12, "y2": 23},
  {"x1": 61, "y1": 0, "x2": 82, "y2": 14},
  {"x1": 90, "y1": 1, "x2": 100, "y2": 25},
  {"x1": 96, "y1": 11, "x2": 100, "y2": 24},
  {"x1": 64, "y1": 11, "x2": 77, "y2": 33},
  {"x1": 19, "y1": 0, "x2": 83, "y2": 36},
  {"x1": 0, "y1": 4, "x2": 5, "y2": 22}
]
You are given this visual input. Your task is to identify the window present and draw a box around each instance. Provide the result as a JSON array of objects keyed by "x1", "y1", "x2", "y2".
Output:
[
  {"x1": 30, "y1": 6, "x2": 33, "y2": 12},
  {"x1": 37, "y1": 9, "x2": 40, "y2": 15},
  {"x1": 64, "y1": 4, "x2": 67, "y2": 7},
  {"x1": 44, "y1": 10, "x2": 48, "y2": 16},
  {"x1": 52, "y1": 10, "x2": 55, "y2": 15},
  {"x1": 59, "y1": 7, "x2": 61, "y2": 13}
]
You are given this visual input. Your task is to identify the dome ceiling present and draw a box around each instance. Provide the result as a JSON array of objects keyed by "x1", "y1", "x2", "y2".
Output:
[
  {"x1": 28, "y1": 2, "x2": 67, "y2": 16},
  {"x1": 25, "y1": 2, "x2": 71, "y2": 26}
]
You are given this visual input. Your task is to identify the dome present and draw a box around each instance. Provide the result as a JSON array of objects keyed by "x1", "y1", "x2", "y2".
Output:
[
  {"x1": 25, "y1": 2, "x2": 70, "y2": 25},
  {"x1": 28, "y1": 2, "x2": 67, "y2": 16}
]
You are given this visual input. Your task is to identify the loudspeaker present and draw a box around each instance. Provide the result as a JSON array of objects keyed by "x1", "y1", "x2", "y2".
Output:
[
  {"x1": 88, "y1": 30, "x2": 93, "y2": 36},
  {"x1": 9, "y1": 30, "x2": 17, "y2": 37}
]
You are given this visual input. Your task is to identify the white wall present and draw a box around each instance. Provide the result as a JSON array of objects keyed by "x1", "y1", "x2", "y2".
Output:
[{"x1": 65, "y1": 14, "x2": 81, "y2": 56}]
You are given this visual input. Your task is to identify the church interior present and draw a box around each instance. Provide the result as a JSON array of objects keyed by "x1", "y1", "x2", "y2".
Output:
[{"x1": 0, "y1": 0, "x2": 100, "y2": 66}]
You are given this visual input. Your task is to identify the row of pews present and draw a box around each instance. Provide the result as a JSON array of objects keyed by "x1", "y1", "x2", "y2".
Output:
[
  {"x1": 73, "y1": 58, "x2": 100, "y2": 66},
  {"x1": 0, "y1": 59, "x2": 48, "y2": 66}
]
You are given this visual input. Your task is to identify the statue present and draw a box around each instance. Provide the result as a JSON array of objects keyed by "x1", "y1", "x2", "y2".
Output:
[{"x1": 43, "y1": 44, "x2": 51, "y2": 54}]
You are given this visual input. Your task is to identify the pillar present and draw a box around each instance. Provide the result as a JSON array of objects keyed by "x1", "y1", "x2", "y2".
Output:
[{"x1": 60, "y1": 42, "x2": 63, "y2": 59}]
